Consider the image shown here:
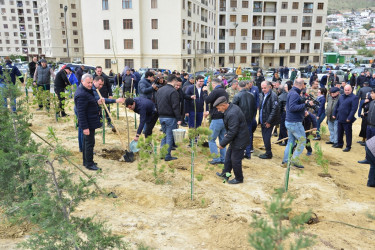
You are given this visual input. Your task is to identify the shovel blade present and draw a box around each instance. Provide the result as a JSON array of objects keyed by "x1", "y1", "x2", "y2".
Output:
[{"x1": 123, "y1": 150, "x2": 135, "y2": 162}]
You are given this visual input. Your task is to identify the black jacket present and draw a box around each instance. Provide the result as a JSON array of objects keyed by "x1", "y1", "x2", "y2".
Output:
[
  {"x1": 255, "y1": 75, "x2": 265, "y2": 90},
  {"x1": 357, "y1": 75, "x2": 367, "y2": 88},
  {"x1": 155, "y1": 84, "x2": 182, "y2": 121},
  {"x1": 367, "y1": 100, "x2": 375, "y2": 126},
  {"x1": 133, "y1": 97, "x2": 157, "y2": 135},
  {"x1": 54, "y1": 69, "x2": 70, "y2": 90},
  {"x1": 357, "y1": 86, "x2": 372, "y2": 100},
  {"x1": 74, "y1": 84, "x2": 102, "y2": 130},
  {"x1": 93, "y1": 73, "x2": 112, "y2": 97},
  {"x1": 177, "y1": 88, "x2": 193, "y2": 115},
  {"x1": 220, "y1": 103, "x2": 250, "y2": 149},
  {"x1": 232, "y1": 89, "x2": 257, "y2": 123},
  {"x1": 76, "y1": 67, "x2": 84, "y2": 83},
  {"x1": 203, "y1": 85, "x2": 228, "y2": 120},
  {"x1": 278, "y1": 90, "x2": 288, "y2": 114},
  {"x1": 259, "y1": 91, "x2": 280, "y2": 126}
]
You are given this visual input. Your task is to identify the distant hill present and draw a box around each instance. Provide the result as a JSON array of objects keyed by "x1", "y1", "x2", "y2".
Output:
[{"x1": 329, "y1": 0, "x2": 375, "y2": 11}]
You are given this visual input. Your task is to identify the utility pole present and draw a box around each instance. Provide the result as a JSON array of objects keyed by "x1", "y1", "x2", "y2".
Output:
[
  {"x1": 232, "y1": 23, "x2": 238, "y2": 72},
  {"x1": 64, "y1": 6, "x2": 70, "y2": 61},
  {"x1": 319, "y1": 29, "x2": 327, "y2": 67}
]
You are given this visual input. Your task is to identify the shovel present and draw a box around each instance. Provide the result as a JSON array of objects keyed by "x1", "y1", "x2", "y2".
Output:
[{"x1": 95, "y1": 89, "x2": 134, "y2": 162}]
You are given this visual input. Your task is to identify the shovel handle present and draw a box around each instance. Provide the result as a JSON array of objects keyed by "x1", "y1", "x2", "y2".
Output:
[
  {"x1": 272, "y1": 128, "x2": 316, "y2": 144},
  {"x1": 95, "y1": 89, "x2": 127, "y2": 151}
]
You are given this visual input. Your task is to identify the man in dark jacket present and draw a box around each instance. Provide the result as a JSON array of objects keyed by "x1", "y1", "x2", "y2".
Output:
[
  {"x1": 74, "y1": 74, "x2": 104, "y2": 171},
  {"x1": 350, "y1": 73, "x2": 357, "y2": 88},
  {"x1": 358, "y1": 89, "x2": 375, "y2": 164},
  {"x1": 184, "y1": 75, "x2": 208, "y2": 128},
  {"x1": 28, "y1": 56, "x2": 38, "y2": 78},
  {"x1": 254, "y1": 72, "x2": 265, "y2": 91},
  {"x1": 139, "y1": 71, "x2": 157, "y2": 100},
  {"x1": 232, "y1": 81, "x2": 257, "y2": 159},
  {"x1": 282, "y1": 78, "x2": 314, "y2": 168},
  {"x1": 155, "y1": 74, "x2": 182, "y2": 161},
  {"x1": 278, "y1": 83, "x2": 289, "y2": 145},
  {"x1": 122, "y1": 69, "x2": 135, "y2": 94},
  {"x1": 175, "y1": 78, "x2": 195, "y2": 127},
  {"x1": 332, "y1": 85, "x2": 359, "y2": 152},
  {"x1": 2, "y1": 59, "x2": 24, "y2": 112},
  {"x1": 214, "y1": 96, "x2": 250, "y2": 184},
  {"x1": 93, "y1": 66, "x2": 113, "y2": 127},
  {"x1": 54, "y1": 66, "x2": 72, "y2": 117},
  {"x1": 75, "y1": 65, "x2": 85, "y2": 84},
  {"x1": 326, "y1": 87, "x2": 340, "y2": 146},
  {"x1": 357, "y1": 72, "x2": 367, "y2": 88},
  {"x1": 259, "y1": 81, "x2": 280, "y2": 159},
  {"x1": 131, "y1": 69, "x2": 141, "y2": 95},
  {"x1": 203, "y1": 78, "x2": 229, "y2": 164},
  {"x1": 125, "y1": 97, "x2": 158, "y2": 140},
  {"x1": 357, "y1": 82, "x2": 372, "y2": 117}
]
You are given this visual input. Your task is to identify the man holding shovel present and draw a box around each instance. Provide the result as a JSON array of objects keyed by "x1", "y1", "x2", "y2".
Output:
[{"x1": 75, "y1": 74, "x2": 105, "y2": 171}]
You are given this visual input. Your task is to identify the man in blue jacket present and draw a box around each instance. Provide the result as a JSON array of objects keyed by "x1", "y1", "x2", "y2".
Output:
[
  {"x1": 74, "y1": 74, "x2": 105, "y2": 171},
  {"x1": 332, "y1": 85, "x2": 359, "y2": 152},
  {"x1": 185, "y1": 75, "x2": 208, "y2": 128},
  {"x1": 139, "y1": 71, "x2": 157, "y2": 101},
  {"x1": 0, "y1": 59, "x2": 24, "y2": 112},
  {"x1": 282, "y1": 78, "x2": 314, "y2": 168},
  {"x1": 125, "y1": 97, "x2": 158, "y2": 141}
]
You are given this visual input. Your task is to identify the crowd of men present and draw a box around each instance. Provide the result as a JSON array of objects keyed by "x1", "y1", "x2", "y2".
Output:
[{"x1": 1, "y1": 58, "x2": 375, "y2": 187}]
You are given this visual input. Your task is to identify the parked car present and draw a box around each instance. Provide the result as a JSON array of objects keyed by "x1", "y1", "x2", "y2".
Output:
[
  {"x1": 350, "y1": 67, "x2": 374, "y2": 75},
  {"x1": 340, "y1": 63, "x2": 355, "y2": 72},
  {"x1": 55, "y1": 63, "x2": 96, "y2": 75},
  {"x1": 317, "y1": 70, "x2": 345, "y2": 83}
]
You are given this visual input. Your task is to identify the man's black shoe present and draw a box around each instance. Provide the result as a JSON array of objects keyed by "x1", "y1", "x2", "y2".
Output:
[
  {"x1": 85, "y1": 165, "x2": 101, "y2": 171},
  {"x1": 273, "y1": 132, "x2": 278, "y2": 137},
  {"x1": 343, "y1": 147, "x2": 351, "y2": 152},
  {"x1": 332, "y1": 144, "x2": 343, "y2": 148},
  {"x1": 171, "y1": 147, "x2": 177, "y2": 151},
  {"x1": 228, "y1": 178, "x2": 243, "y2": 184},
  {"x1": 243, "y1": 154, "x2": 251, "y2": 159},
  {"x1": 61, "y1": 112, "x2": 69, "y2": 117},
  {"x1": 359, "y1": 141, "x2": 366, "y2": 146},
  {"x1": 292, "y1": 162, "x2": 304, "y2": 169},
  {"x1": 313, "y1": 137, "x2": 321, "y2": 141},
  {"x1": 216, "y1": 172, "x2": 225, "y2": 177},
  {"x1": 165, "y1": 156, "x2": 178, "y2": 161},
  {"x1": 326, "y1": 141, "x2": 334, "y2": 144},
  {"x1": 358, "y1": 159, "x2": 370, "y2": 164},
  {"x1": 181, "y1": 122, "x2": 188, "y2": 127},
  {"x1": 210, "y1": 160, "x2": 221, "y2": 165},
  {"x1": 259, "y1": 154, "x2": 272, "y2": 159}
]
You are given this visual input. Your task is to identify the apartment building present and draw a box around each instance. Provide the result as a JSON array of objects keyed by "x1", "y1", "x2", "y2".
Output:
[
  {"x1": 217, "y1": 0, "x2": 328, "y2": 68},
  {"x1": 81, "y1": 0, "x2": 217, "y2": 72},
  {"x1": 0, "y1": 0, "x2": 83, "y2": 62}
]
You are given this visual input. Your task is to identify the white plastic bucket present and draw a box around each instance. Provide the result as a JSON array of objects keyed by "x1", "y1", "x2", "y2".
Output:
[{"x1": 172, "y1": 129, "x2": 186, "y2": 144}]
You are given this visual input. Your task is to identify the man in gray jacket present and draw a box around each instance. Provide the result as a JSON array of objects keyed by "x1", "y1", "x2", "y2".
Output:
[{"x1": 33, "y1": 58, "x2": 55, "y2": 110}]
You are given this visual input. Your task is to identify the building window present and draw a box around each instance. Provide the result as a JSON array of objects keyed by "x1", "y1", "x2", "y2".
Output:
[
  {"x1": 292, "y1": 2, "x2": 299, "y2": 9},
  {"x1": 64, "y1": 48, "x2": 67, "y2": 52},
  {"x1": 123, "y1": 19, "x2": 133, "y2": 29},
  {"x1": 290, "y1": 43, "x2": 296, "y2": 50},
  {"x1": 124, "y1": 59, "x2": 134, "y2": 68},
  {"x1": 315, "y1": 30, "x2": 321, "y2": 36},
  {"x1": 60, "y1": 4, "x2": 63, "y2": 8},
  {"x1": 72, "y1": 13, "x2": 76, "y2": 18},
  {"x1": 230, "y1": 0, "x2": 237, "y2": 8},
  {"x1": 229, "y1": 56, "x2": 235, "y2": 64},
  {"x1": 72, "y1": 22, "x2": 77, "y2": 27},
  {"x1": 317, "y1": 3, "x2": 324, "y2": 9},
  {"x1": 183, "y1": 39, "x2": 185, "y2": 49},
  {"x1": 314, "y1": 43, "x2": 320, "y2": 50},
  {"x1": 240, "y1": 56, "x2": 246, "y2": 63},
  {"x1": 151, "y1": 19, "x2": 158, "y2": 29},
  {"x1": 124, "y1": 39, "x2": 133, "y2": 49},
  {"x1": 103, "y1": 20, "x2": 109, "y2": 30},
  {"x1": 280, "y1": 16, "x2": 287, "y2": 23},
  {"x1": 152, "y1": 59, "x2": 159, "y2": 68},
  {"x1": 316, "y1": 16, "x2": 323, "y2": 23},
  {"x1": 313, "y1": 56, "x2": 319, "y2": 62},
  {"x1": 105, "y1": 59, "x2": 111, "y2": 69},
  {"x1": 280, "y1": 29, "x2": 286, "y2": 36},
  {"x1": 2, "y1": 16, "x2": 6, "y2": 21},
  {"x1": 230, "y1": 15, "x2": 236, "y2": 22},
  {"x1": 241, "y1": 29, "x2": 247, "y2": 36},
  {"x1": 122, "y1": 0, "x2": 132, "y2": 9},
  {"x1": 290, "y1": 29, "x2": 297, "y2": 36},
  {"x1": 281, "y1": 2, "x2": 288, "y2": 9},
  {"x1": 73, "y1": 30, "x2": 78, "y2": 35},
  {"x1": 104, "y1": 39, "x2": 110, "y2": 49},
  {"x1": 241, "y1": 15, "x2": 248, "y2": 22},
  {"x1": 63, "y1": 39, "x2": 66, "y2": 44},
  {"x1": 74, "y1": 39, "x2": 78, "y2": 44},
  {"x1": 242, "y1": 1, "x2": 248, "y2": 8},
  {"x1": 71, "y1": 4, "x2": 76, "y2": 9},
  {"x1": 74, "y1": 48, "x2": 79, "y2": 52},
  {"x1": 151, "y1": 0, "x2": 157, "y2": 8},
  {"x1": 3, "y1": 24, "x2": 8, "y2": 29},
  {"x1": 27, "y1": 16, "x2": 31, "y2": 21},
  {"x1": 14, "y1": 24, "x2": 18, "y2": 29},
  {"x1": 290, "y1": 56, "x2": 295, "y2": 63},
  {"x1": 102, "y1": 0, "x2": 108, "y2": 10},
  {"x1": 229, "y1": 29, "x2": 236, "y2": 36},
  {"x1": 11, "y1": 8, "x2": 15, "y2": 13},
  {"x1": 279, "y1": 43, "x2": 285, "y2": 50},
  {"x1": 240, "y1": 43, "x2": 247, "y2": 50},
  {"x1": 61, "y1": 31, "x2": 65, "y2": 35},
  {"x1": 229, "y1": 43, "x2": 235, "y2": 50},
  {"x1": 152, "y1": 39, "x2": 158, "y2": 49}
]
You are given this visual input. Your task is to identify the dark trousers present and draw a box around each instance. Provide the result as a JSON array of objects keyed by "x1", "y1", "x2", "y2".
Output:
[
  {"x1": 261, "y1": 125, "x2": 274, "y2": 156},
  {"x1": 337, "y1": 122, "x2": 352, "y2": 148},
  {"x1": 223, "y1": 145, "x2": 244, "y2": 181},
  {"x1": 305, "y1": 133, "x2": 312, "y2": 152},
  {"x1": 144, "y1": 112, "x2": 159, "y2": 137},
  {"x1": 366, "y1": 126, "x2": 375, "y2": 140},
  {"x1": 245, "y1": 120, "x2": 253, "y2": 158},
  {"x1": 278, "y1": 112, "x2": 288, "y2": 141},
  {"x1": 55, "y1": 88, "x2": 66, "y2": 115},
  {"x1": 188, "y1": 111, "x2": 203, "y2": 128},
  {"x1": 37, "y1": 84, "x2": 50, "y2": 108},
  {"x1": 250, "y1": 118, "x2": 257, "y2": 150},
  {"x1": 83, "y1": 128, "x2": 95, "y2": 167},
  {"x1": 366, "y1": 146, "x2": 375, "y2": 187}
]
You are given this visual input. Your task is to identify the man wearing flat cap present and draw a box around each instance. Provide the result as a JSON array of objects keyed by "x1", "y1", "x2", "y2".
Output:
[
  {"x1": 326, "y1": 87, "x2": 340, "y2": 146},
  {"x1": 214, "y1": 96, "x2": 249, "y2": 184}
]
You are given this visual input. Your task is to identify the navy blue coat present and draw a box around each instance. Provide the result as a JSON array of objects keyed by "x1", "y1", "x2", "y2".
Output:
[
  {"x1": 184, "y1": 85, "x2": 208, "y2": 113},
  {"x1": 285, "y1": 87, "x2": 306, "y2": 123},
  {"x1": 74, "y1": 84, "x2": 102, "y2": 130},
  {"x1": 249, "y1": 85, "x2": 260, "y2": 109},
  {"x1": 333, "y1": 93, "x2": 359, "y2": 123},
  {"x1": 133, "y1": 97, "x2": 157, "y2": 135},
  {"x1": 316, "y1": 95, "x2": 326, "y2": 118},
  {"x1": 369, "y1": 77, "x2": 375, "y2": 88}
]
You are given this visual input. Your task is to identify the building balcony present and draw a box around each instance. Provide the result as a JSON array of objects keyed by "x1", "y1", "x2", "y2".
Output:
[
  {"x1": 219, "y1": 7, "x2": 226, "y2": 11},
  {"x1": 253, "y1": 36, "x2": 261, "y2": 40},
  {"x1": 188, "y1": 30, "x2": 191, "y2": 36},
  {"x1": 301, "y1": 36, "x2": 311, "y2": 40},
  {"x1": 219, "y1": 35, "x2": 225, "y2": 40},
  {"x1": 21, "y1": 43, "x2": 28, "y2": 47},
  {"x1": 303, "y1": 8, "x2": 313, "y2": 13},
  {"x1": 197, "y1": 49, "x2": 211, "y2": 54},
  {"x1": 264, "y1": 22, "x2": 275, "y2": 26},
  {"x1": 262, "y1": 49, "x2": 274, "y2": 53},
  {"x1": 188, "y1": 49, "x2": 191, "y2": 54},
  {"x1": 200, "y1": 33, "x2": 207, "y2": 38},
  {"x1": 264, "y1": 7, "x2": 276, "y2": 13},
  {"x1": 300, "y1": 49, "x2": 310, "y2": 53},
  {"x1": 201, "y1": 16, "x2": 207, "y2": 22},
  {"x1": 253, "y1": 8, "x2": 262, "y2": 12},
  {"x1": 264, "y1": 36, "x2": 275, "y2": 40},
  {"x1": 251, "y1": 49, "x2": 261, "y2": 53},
  {"x1": 188, "y1": 10, "x2": 191, "y2": 17},
  {"x1": 219, "y1": 21, "x2": 225, "y2": 26},
  {"x1": 302, "y1": 23, "x2": 312, "y2": 27},
  {"x1": 219, "y1": 49, "x2": 225, "y2": 53}
]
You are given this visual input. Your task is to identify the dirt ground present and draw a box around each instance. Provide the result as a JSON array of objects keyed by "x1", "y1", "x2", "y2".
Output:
[{"x1": 1, "y1": 99, "x2": 375, "y2": 250}]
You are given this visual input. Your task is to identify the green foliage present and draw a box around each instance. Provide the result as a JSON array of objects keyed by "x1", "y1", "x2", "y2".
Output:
[
  {"x1": 249, "y1": 189, "x2": 315, "y2": 250},
  {"x1": 196, "y1": 173, "x2": 203, "y2": 181},
  {"x1": 358, "y1": 48, "x2": 374, "y2": 57},
  {"x1": 314, "y1": 126, "x2": 329, "y2": 174}
]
